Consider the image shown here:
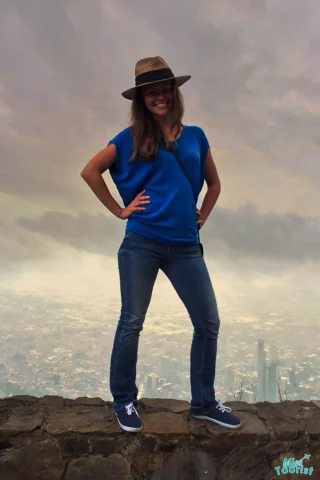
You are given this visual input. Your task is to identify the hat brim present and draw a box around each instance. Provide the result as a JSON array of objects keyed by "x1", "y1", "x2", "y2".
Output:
[{"x1": 121, "y1": 75, "x2": 191, "y2": 100}]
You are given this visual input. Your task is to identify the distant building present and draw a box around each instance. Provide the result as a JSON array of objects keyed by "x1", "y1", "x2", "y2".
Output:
[
  {"x1": 267, "y1": 361, "x2": 278, "y2": 402},
  {"x1": 268, "y1": 344, "x2": 279, "y2": 363},
  {"x1": 146, "y1": 373, "x2": 158, "y2": 391}
]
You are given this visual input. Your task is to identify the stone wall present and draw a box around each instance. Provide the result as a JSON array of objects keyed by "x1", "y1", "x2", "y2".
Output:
[{"x1": 0, "y1": 395, "x2": 319, "y2": 479}]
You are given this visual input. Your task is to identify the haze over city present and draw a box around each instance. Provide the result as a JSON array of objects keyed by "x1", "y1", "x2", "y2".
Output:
[{"x1": 1, "y1": 0, "x2": 319, "y2": 404}]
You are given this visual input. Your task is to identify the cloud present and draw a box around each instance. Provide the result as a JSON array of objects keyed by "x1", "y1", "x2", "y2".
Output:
[
  {"x1": 0, "y1": 0, "x2": 319, "y2": 243},
  {"x1": 208, "y1": 204, "x2": 320, "y2": 261},
  {"x1": 10, "y1": 205, "x2": 320, "y2": 264}
]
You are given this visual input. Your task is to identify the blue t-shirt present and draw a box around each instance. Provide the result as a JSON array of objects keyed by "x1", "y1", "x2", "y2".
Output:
[{"x1": 107, "y1": 124, "x2": 210, "y2": 245}]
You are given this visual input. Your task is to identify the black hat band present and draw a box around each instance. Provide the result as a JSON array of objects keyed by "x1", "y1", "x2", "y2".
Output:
[{"x1": 135, "y1": 68, "x2": 174, "y2": 87}]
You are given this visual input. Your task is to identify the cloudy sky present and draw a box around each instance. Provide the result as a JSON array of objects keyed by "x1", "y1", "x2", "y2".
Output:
[{"x1": 0, "y1": 0, "x2": 319, "y2": 304}]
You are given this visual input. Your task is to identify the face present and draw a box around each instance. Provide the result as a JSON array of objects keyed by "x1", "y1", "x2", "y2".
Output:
[{"x1": 142, "y1": 80, "x2": 174, "y2": 117}]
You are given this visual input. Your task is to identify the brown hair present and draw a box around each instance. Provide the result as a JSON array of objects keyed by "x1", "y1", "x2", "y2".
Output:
[{"x1": 127, "y1": 79, "x2": 185, "y2": 162}]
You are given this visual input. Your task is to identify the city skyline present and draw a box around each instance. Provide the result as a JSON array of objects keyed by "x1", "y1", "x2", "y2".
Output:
[{"x1": 1, "y1": 285, "x2": 319, "y2": 404}]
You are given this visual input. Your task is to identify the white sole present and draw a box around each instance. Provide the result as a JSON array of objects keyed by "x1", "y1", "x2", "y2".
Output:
[
  {"x1": 116, "y1": 415, "x2": 142, "y2": 432},
  {"x1": 192, "y1": 414, "x2": 242, "y2": 429}
]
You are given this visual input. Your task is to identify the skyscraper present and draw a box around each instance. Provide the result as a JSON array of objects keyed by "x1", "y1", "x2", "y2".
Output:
[
  {"x1": 268, "y1": 344, "x2": 279, "y2": 363},
  {"x1": 267, "y1": 361, "x2": 278, "y2": 402}
]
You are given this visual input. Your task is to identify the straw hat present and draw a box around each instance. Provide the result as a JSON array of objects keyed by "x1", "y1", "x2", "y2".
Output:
[{"x1": 121, "y1": 56, "x2": 191, "y2": 100}]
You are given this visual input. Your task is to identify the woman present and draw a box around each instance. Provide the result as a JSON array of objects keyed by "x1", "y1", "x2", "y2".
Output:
[{"x1": 81, "y1": 56, "x2": 241, "y2": 433}]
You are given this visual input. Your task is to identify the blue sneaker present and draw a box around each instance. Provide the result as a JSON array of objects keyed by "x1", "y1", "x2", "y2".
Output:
[
  {"x1": 191, "y1": 399, "x2": 242, "y2": 429},
  {"x1": 115, "y1": 402, "x2": 142, "y2": 433}
]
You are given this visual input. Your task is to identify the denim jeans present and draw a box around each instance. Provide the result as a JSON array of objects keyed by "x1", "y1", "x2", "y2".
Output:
[{"x1": 109, "y1": 230, "x2": 220, "y2": 415}]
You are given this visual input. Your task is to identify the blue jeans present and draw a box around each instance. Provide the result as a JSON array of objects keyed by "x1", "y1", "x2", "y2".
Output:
[{"x1": 109, "y1": 231, "x2": 220, "y2": 415}]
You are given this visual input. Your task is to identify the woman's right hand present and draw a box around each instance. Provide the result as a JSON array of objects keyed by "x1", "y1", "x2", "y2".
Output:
[{"x1": 118, "y1": 190, "x2": 151, "y2": 220}]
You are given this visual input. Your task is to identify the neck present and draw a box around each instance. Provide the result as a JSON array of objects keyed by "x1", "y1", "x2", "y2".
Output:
[
  {"x1": 154, "y1": 114, "x2": 173, "y2": 128},
  {"x1": 156, "y1": 117, "x2": 182, "y2": 135}
]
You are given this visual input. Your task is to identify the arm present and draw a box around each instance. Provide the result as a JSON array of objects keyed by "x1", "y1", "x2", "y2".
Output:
[
  {"x1": 80, "y1": 144, "x2": 123, "y2": 218},
  {"x1": 197, "y1": 148, "x2": 221, "y2": 226}
]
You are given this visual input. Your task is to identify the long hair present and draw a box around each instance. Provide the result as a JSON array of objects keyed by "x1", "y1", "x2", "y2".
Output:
[{"x1": 127, "y1": 79, "x2": 185, "y2": 162}]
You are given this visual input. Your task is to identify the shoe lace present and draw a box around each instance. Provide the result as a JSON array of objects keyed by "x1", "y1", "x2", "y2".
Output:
[
  {"x1": 125, "y1": 402, "x2": 139, "y2": 416},
  {"x1": 216, "y1": 399, "x2": 232, "y2": 413}
]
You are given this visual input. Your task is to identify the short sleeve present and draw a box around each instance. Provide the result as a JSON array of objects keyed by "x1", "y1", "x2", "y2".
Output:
[
  {"x1": 201, "y1": 128, "x2": 210, "y2": 161},
  {"x1": 106, "y1": 127, "x2": 131, "y2": 174},
  {"x1": 107, "y1": 144, "x2": 117, "y2": 173},
  {"x1": 107, "y1": 133, "x2": 121, "y2": 173},
  {"x1": 199, "y1": 128, "x2": 210, "y2": 184}
]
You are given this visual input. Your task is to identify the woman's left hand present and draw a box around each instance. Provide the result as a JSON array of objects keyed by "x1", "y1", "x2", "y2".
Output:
[{"x1": 196, "y1": 208, "x2": 205, "y2": 229}]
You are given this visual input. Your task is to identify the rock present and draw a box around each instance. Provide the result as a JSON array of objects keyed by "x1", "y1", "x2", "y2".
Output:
[
  {"x1": 256, "y1": 401, "x2": 305, "y2": 440},
  {"x1": 139, "y1": 398, "x2": 189, "y2": 413},
  {"x1": 141, "y1": 412, "x2": 190, "y2": 436},
  {"x1": 0, "y1": 396, "x2": 318, "y2": 479},
  {"x1": 43, "y1": 406, "x2": 114, "y2": 435},
  {"x1": 151, "y1": 447, "x2": 217, "y2": 480},
  {"x1": 218, "y1": 445, "x2": 270, "y2": 480},
  {"x1": 0, "y1": 404, "x2": 44, "y2": 436},
  {"x1": 65, "y1": 453, "x2": 133, "y2": 480},
  {"x1": 0, "y1": 438, "x2": 64, "y2": 480}
]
